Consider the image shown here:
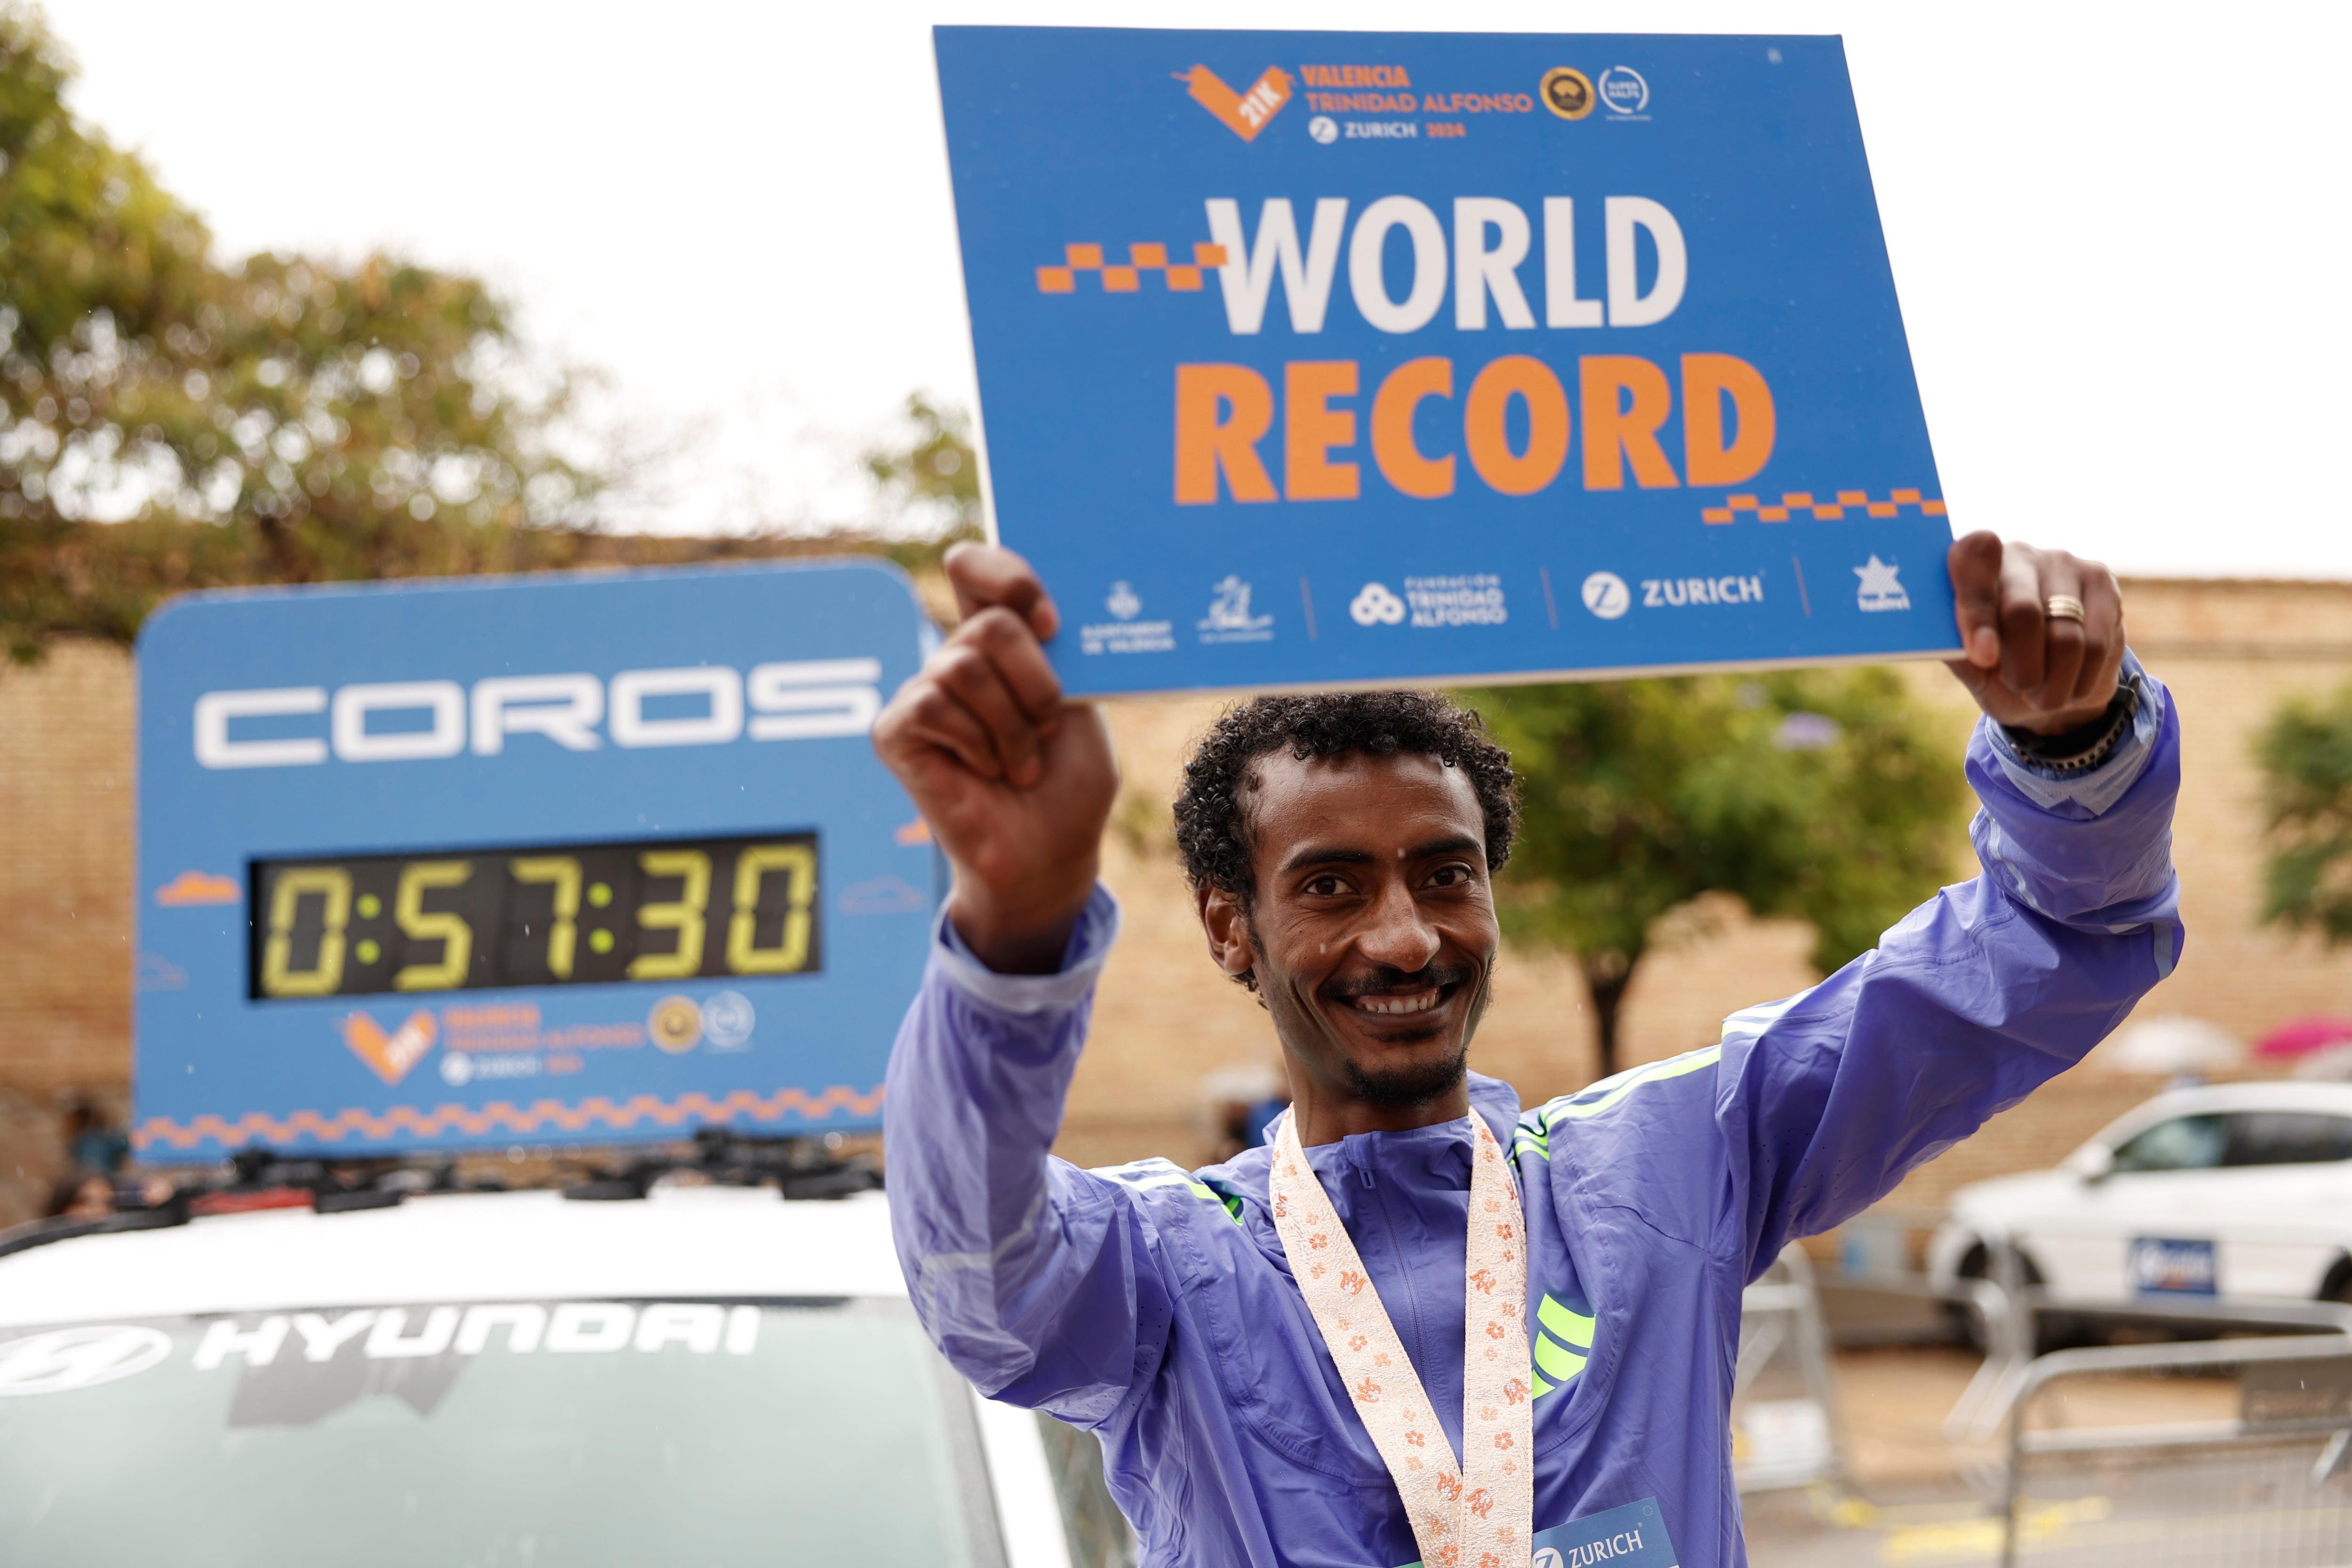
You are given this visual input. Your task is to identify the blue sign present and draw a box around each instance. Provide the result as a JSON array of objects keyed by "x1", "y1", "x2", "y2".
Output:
[
  {"x1": 133, "y1": 561, "x2": 938, "y2": 1160},
  {"x1": 2129, "y1": 1236, "x2": 2219, "y2": 1296},
  {"x1": 936, "y1": 28, "x2": 1961, "y2": 695}
]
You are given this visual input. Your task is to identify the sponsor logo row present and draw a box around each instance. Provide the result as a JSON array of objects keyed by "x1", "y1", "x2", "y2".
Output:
[
  {"x1": 1082, "y1": 556, "x2": 1915, "y2": 655},
  {"x1": 1184, "y1": 59, "x2": 1657, "y2": 144}
]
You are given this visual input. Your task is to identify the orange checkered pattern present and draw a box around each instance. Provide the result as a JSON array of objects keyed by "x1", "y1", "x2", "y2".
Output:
[
  {"x1": 1702, "y1": 488, "x2": 1947, "y2": 525},
  {"x1": 131, "y1": 1083, "x2": 886, "y2": 1153},
  {"x1": 1038, "y1": 242, "x2": 1230, "y2": 294}
]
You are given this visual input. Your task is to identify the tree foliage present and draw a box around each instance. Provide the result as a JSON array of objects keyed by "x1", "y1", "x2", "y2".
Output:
[
  {"x1": 1460, "y1": 667, "x2": 1969, "y2": 1078},
  {"x1": 2256, "y1": 681, "x2": 2352, "y2": 945},
  {"x1": 0, "y1": 7, "x2": 590, "y2": 661},
  {"x1": 0, "y1": 10, "x2": 1003, "y2": 664},
  {"x1": 863, "y1": 393, "x2": 984, "y2": 542}
]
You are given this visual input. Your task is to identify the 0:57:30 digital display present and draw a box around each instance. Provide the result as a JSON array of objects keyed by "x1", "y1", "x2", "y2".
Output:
[{"x1": 249, "y1": 832, "x2": 822, "y2": 1001}]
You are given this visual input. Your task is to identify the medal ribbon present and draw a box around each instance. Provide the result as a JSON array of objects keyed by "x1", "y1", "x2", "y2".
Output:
[{"x1": 1270, "y1": 1110, "x2": 1534, "y2": 1568}]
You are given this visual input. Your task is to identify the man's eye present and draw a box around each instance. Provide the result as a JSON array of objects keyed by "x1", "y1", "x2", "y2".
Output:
[
  {"x1": 1429, "y1": 865, "x2": 1473, "y2": 888},
  {"x1": 1304, "y1": 876, "x2": 1346, "y2": 896}
]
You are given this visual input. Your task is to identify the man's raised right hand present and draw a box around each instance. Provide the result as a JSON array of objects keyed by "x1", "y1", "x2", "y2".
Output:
[{"x1": 872, "y1": 544, "x2": 1117, "y2": 974}]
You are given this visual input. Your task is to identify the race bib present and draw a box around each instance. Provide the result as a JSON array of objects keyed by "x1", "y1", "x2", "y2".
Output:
[{"x1": 1529, "y1": 1498, "x2": 1678, "y2": 1568}]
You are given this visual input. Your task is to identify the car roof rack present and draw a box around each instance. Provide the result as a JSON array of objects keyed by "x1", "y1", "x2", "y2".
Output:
[
  {"x1": 0, "y1": 1131, "x2": 878, "y2": 1261},
  {"x1": 561, "y1": 1129, "x2": 880, "y2": 1202}
]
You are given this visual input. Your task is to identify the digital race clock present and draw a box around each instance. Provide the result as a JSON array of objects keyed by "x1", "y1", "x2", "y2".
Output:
[
  {"x1": 134, "y1": 561, "x2": 936, "y2": 1159},
  {"x1": 249, "y1": 832, "x2": 824, "y2": 1001}
]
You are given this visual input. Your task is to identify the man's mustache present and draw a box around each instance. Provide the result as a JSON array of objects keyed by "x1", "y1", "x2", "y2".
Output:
[{"x1": 1319, "y1": 962, "x2": 1478, "y2": 1002}]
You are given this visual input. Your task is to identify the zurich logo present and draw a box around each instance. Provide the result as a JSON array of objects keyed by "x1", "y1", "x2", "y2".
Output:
[
  {"x1": 1350, "y1": 582, "x2": 1406, "y2": 626},
  {"x1": 0, "y1": 1326, "x2": 173, "y2": 1396},
  {"x1": 1581, "y1": 572, "x2": 1632, "y2": 620}
]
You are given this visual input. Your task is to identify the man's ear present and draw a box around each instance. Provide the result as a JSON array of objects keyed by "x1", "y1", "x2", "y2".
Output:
[{"x1": 1197, "y1": 884, "x2": 1257, "y2": 978}]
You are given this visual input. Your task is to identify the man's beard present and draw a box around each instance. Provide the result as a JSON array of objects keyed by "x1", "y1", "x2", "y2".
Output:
[
  {"x1": 1340, "y1": 1037, "x2": 1472, "y2": 1107},
  {"x1": 1318, "y1": 957, "x2": 1490, "y2": 1107}
]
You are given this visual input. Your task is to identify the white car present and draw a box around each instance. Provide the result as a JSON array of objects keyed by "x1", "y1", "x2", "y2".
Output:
[
  {"x1": 0, "y1": 1181, "x2": 1133, "y2": 1567},
  {"x1": 1929, "y1": 1081, "x2": 2352, "y2": 1307}
]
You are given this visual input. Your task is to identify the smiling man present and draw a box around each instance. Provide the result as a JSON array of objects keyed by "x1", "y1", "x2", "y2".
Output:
[{"x1": 874, "y1": 536, "x2": 2180, "y2": 1568}]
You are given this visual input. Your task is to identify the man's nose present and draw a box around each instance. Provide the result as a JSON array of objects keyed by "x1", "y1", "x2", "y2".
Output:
[{"x1": 1355, "y1": 876, "x2": 1440, "y2": 974}]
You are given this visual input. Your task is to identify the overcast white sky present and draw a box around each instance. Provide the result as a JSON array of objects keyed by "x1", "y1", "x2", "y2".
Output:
[{"x1": 48, "y1": 1, "x2": 2352, "y2": 576}]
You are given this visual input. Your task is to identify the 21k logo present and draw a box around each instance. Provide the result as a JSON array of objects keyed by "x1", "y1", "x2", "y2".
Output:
[
  {"x1": 1176, "y1": 64, "x2": 1293, "y2": 141},
  {"x1": 341, "y1": 1009, "x2": 437, "y2": 1085}
]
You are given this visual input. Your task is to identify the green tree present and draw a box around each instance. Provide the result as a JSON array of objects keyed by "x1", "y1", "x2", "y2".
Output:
[
  {"x1": 1461, "y1": 667, "x2": 1969, "y2": 1079},
  {"x1": 0, "y1": 6, "x2": 591, "y2": 662},
  {"x1": 2255, "y1": 681, "x2": 2352, "y2": 945},
  {"x1": 864, "y1": 393, "x2": 982, "y2": 542}
]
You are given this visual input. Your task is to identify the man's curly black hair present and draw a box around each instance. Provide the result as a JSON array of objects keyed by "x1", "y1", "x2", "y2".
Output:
[{"x1": 1172, "y1": 690, "x2": 1521, "y2": 939}]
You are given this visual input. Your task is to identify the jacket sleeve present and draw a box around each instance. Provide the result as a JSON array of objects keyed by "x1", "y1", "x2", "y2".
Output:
[
  {"x1": 1716, "y1": 654, "x2": 2184, "y2": 1279},
  {"x1": 882, "y1": 886, "x2": 1177, "y2": 1424}
]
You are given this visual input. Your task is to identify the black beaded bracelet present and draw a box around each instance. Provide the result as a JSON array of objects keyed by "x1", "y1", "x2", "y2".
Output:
[{"x1": 2000, "y1": 681, "x2": 2140, "y2": 774}]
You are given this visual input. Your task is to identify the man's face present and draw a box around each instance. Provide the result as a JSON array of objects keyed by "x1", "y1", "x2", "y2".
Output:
[{"x1": 1207, "y1": 750, "x2": 1500, "y2": 1110}]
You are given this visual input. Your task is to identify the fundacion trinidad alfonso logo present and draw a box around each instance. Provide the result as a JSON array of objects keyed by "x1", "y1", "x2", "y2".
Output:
[{"x1": 1351, "y1": 583, "x2": 1406, "y2": 627}]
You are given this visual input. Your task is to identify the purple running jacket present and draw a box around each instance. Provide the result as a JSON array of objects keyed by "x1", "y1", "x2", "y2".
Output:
[{"x1": 885, "y1": 659, "x2": 2180, "y2": 1568}]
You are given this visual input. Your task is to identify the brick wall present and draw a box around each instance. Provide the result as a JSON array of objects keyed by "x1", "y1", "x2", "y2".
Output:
[
  {"x1": 4, "y1": 575, "x2": 2350, "y2": 1225},
  {"x1": 0, "y1": 641, "x2": 135, "y2": 1223}
]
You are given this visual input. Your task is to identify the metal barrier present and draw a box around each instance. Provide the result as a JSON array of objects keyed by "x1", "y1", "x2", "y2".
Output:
[
  {"x1": 1997, "y1": 1334, "x2": 2352, "y2": 1568},
  {"x1": 1734, "y1": 1245, "x2": 1851, "y2": 1492},
  {"x1": 1941, "y1": 1230, "x2": 2352, "y2": 1446},
  {"x1": 1808, "y1": 1210, "x2": 2352, "y2": 1444}
]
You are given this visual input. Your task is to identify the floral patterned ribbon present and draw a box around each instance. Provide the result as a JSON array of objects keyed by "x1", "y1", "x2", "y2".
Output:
[{"x1": 1270, "y1": 1109, "x2": 1534, "y2": 1568}]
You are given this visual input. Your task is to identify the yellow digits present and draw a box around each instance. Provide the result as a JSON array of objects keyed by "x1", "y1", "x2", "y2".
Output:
[
  {"x1": 726, "y1": 843, "x2": 817, "y2": 974},
  {"x1": 510, "y1": 856, "x2": 583, "y2": 979},
  {"x1": 261, "y1": 866, "x2": 352, "y2": 997},
  {"x1": 630, "y1": 850, "x2": 711, "y2": 980},
  {"x1": 393, "y1": 860, "x2": 475, "y2": 992}
]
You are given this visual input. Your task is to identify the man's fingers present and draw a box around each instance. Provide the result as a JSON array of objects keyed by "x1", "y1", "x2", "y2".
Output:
[
  {"x1": 2074, "y1": 572, "x2": 2125, "y2": 705},
  {"x1": 1996, "y1": 545, "x2": 2050, "y2": 695},
  {"x1": 874, "y1": 595, "x2": 1069, "y2": 790},
  {"x1": 887, "y1": 674, "x2": 1012, "y2": 781},
  {"x1": 934, "y1": 640, "x2": 1046, "y2": 786},
  {"x1": 961, "y1": 606, "x2": 1065, "y2": 724},
  {"x1": 1947, "y1": 531, "x2": 2004, "y2": 669},
  {"x1": 946, "y1": 542, "x2": 1060, "y2": 640},
  {"x1": 2030, "y1": 554, "x2": 2088, "y2": 708}
]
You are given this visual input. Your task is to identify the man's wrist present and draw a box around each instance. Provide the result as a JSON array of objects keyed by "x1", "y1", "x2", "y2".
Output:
[
  {"x1": 1999, "y1": 682, "x2": 2140, "y2": 774},
  {"x1": 946, "y1": 876, "x2": 1098, "y2": 975},
  {"x1": 1999, "y1": 690, "x2": 2113, "y2": 738}
]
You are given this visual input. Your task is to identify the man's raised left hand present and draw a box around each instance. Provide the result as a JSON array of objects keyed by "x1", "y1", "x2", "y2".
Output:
[{"x1": 1945, "y1": 531, "x2": 2124, "y2": 735}]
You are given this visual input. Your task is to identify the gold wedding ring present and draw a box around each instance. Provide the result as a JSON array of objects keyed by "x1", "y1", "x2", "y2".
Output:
[{"x1": 2043, "y1": 595, "x2": 2086, "y2": 623}]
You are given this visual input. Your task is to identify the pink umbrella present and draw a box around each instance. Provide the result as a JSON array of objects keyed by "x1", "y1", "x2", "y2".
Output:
[{"x1": 2254, "y1": 1016, "x2": 2352, "y2": 1059}]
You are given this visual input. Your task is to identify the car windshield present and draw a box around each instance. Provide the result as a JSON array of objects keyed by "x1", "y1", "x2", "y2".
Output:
[{"x1": 0, "y1": 1297, "x2": 1000, "y2": 1567}]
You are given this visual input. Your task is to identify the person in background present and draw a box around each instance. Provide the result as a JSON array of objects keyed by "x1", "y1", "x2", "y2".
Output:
[
  {"x1": 45, "y1": 1170, "x2": 115, "y2": 1221},
  {"x1": 1241, "y1": 1092, "x2": 1289, "y2": 1150},
  {"x1": 63, "y1": 1098, "x2": 128, "y2": 1174}
]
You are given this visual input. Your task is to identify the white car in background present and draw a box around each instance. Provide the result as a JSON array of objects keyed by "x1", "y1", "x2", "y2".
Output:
[
  {"x1": 0, "y1": 1180, "x2": 1134, "y2": 1568},
  {"x1": 1928, "y1": 1081, "x2": 2352, "y2": 1307}
]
